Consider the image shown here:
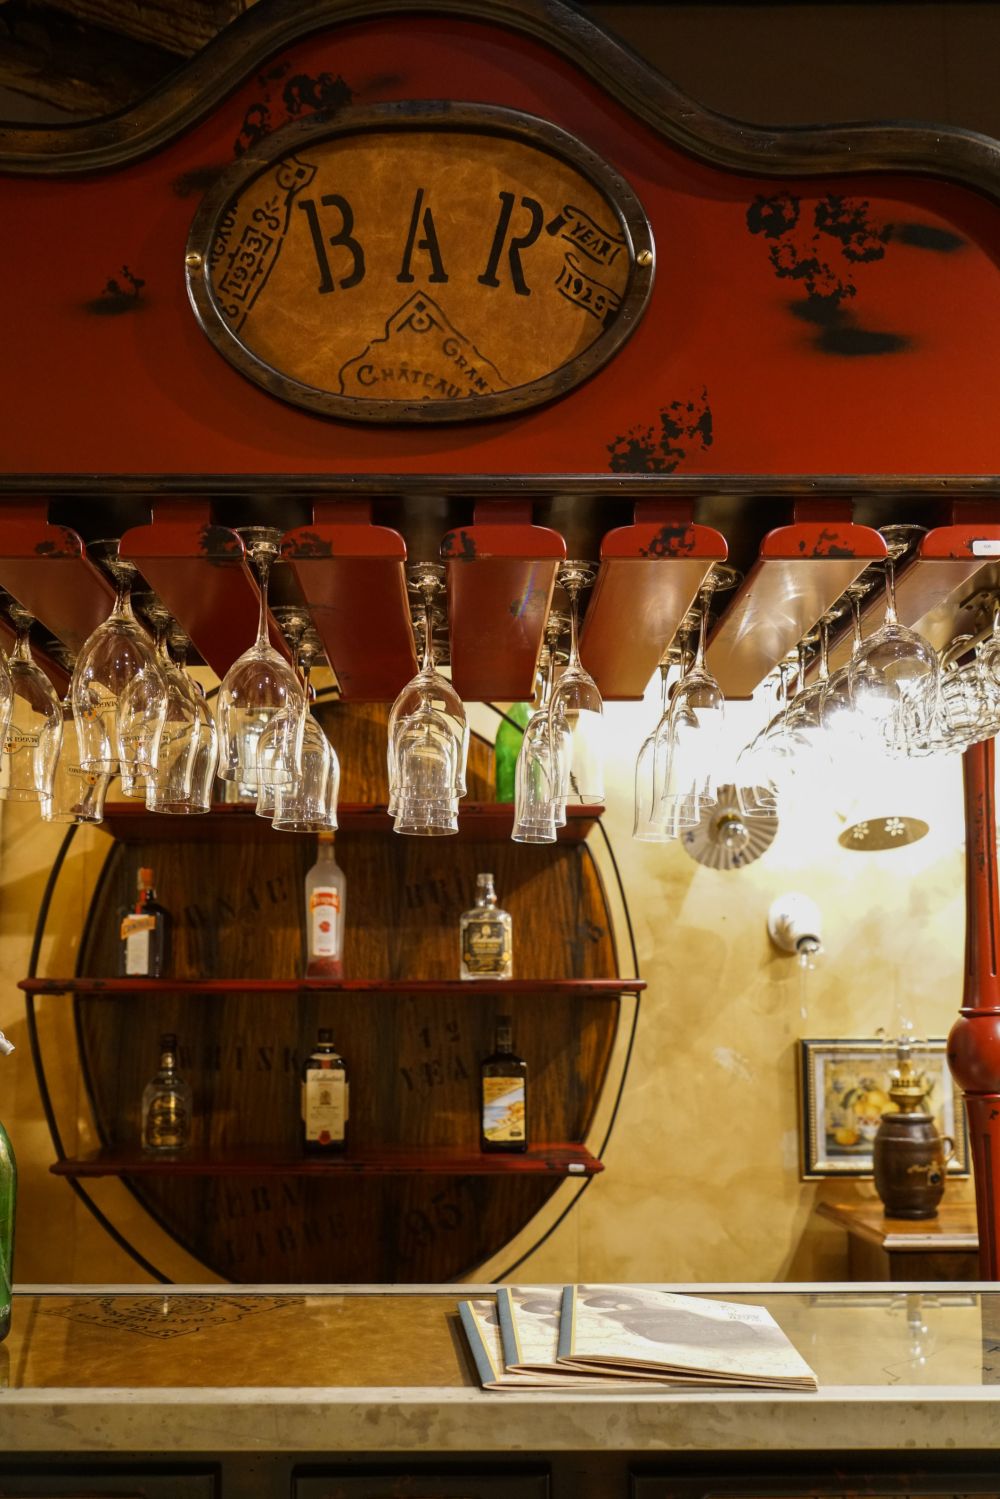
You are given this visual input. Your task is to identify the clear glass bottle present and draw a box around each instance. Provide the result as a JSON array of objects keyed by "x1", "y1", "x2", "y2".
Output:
[
  {"x1": 301, "y1": 1029, "x2": 349, "y2": 1153},
  {"x1": 459, "y1": 873, "x2": 513, "y2": 980},
  {"x1": 0, "y1": 1032, "x2": 17, "y2": 1342},
  {"x1": 480, "y1": 1015, "x2": 528, "y2": 1153},
  {"x1": 305, "y1": 832, "x2": 346, "y2": 979},
  {"x1": 119, "y1": 867, "x2": 171, "y2": 978},
  {"x1": 141, "y1": 1033, "x2": 192, "y2": 1153}
]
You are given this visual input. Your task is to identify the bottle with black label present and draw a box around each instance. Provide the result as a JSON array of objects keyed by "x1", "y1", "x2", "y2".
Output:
[
  {"x1": 119, "y1": 867, "x2": 171, "y2": 978},
  {"x1": 141, "y1": 1033, "x2": 192, "y2": 1153},
  {"x1": 459, "y1": 873, "x2": 513, "y2": 980},
  {"x1": 480, "y1": 1015, "x2": 528, "y2": 1153},
  {"x1": 301, "y1": 1029, "x2": 349, "y2": 1153}
]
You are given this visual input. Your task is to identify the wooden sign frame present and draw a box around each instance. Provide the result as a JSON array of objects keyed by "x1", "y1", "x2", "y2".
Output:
[{"x1": 185, "y1": 101, "x2": 655, "y2": 424}]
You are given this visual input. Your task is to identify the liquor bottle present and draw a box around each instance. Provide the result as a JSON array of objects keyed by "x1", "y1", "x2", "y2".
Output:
[
  {"x1": 141, "y1": 1033, "x2": 192, "y2": 1153},
  {"x1": 304, "y1": 832, "x2": 346, "y2": 979},
  {"x1": 119, "y1": 867, "x2": 171, "y2": 978},
  {"x1": 0, "y1": 1032, "x2": 16, "y2": 1342},
  {"x1": 301, "y1": 1029, "x2": 348, "y2": 1152},
  {"x1": 459, "y1": 873, "x2": 513, "y2": 980},
  {"x1": 480, "y1": 1015, "x2": 528, "y2": 1153},
  {"x1": 493, "y1": 702, "x2": 530, "y2": 802}
]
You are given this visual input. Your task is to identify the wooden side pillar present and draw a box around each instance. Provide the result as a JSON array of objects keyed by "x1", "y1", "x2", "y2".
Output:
[{"x1": 948, "y1": 739, "x2": 1000, "y2": 1278}]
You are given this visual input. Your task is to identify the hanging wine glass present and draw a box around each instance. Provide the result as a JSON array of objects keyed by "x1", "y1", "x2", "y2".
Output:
[
  {"x1": 0, "y1": 604, "x2": 62, "y2": 803},
  {"x1": 388, "y1": 564, "x2": 467, "y2": 834},
  {"x1": 819, "y1": 576, "x2": 879, "y2": 741},
  {"x1": 216, "y1": 527, "x2": 303, "y2": 788},
  {"x1": 40, "y1": 644, "x2": 109, "y2": 823},
  {"x1": 634, "y1": 632, "x2": 690, "y2": 842},
  {"x1": 658, "y1": 565, "x2": 739, "y2": 821},
  {"x1": 848, "y1": 526, "x2": 939, "y2": 731},
  {"x1": 135, "y1": 605, "x2": 207, "y2": 814},
  {"x1": 71, "y1": 539, "x2": 162, "y2": 775},
  {"x1": 513, "y1": 618, "x2": 570, "y2": 844},
  {"x1": 548, "y1": 562, "x2": 603, "y2": 806},
  {"x1": 255, "y1": 609, "x2": 312, "y2": 818}
]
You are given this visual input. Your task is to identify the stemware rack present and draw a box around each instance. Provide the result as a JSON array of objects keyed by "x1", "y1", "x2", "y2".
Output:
[{"x1": 0, "y1": 488, "x2": 997, "y2": 705}]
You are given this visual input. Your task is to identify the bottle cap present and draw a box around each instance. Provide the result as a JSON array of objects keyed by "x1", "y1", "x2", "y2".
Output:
[
  {"x1": 318, "y1": 1028, "x2": 333, "y2": 1043},
  {"x1": 139, "y1": 867, "x2": 154, "y2": 888},
  {"x1": 318, "y1": 831, "x2": 335, "y2": 844},
  {"x1": 477, "y1": 872, "x2": 494, "y2": 882},
  {"x1": 497, "y1": 1014, "x2": 512, "y2": 1026},
  {"x1": 160, "y1": 1032, "x2": 177, "y2": 1050}
]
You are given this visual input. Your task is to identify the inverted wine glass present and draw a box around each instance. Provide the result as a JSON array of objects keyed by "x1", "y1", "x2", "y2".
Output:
[
  {"x1": 548, "y1": 562, "x2": 603, "y2": 805},
  {"x1": 848, "y1": 527, "x2": 939, "y2": 730},
  {"x1": 216, "y1": 527, "x2": 304, "y2": 788},
  {"x1": 41, "y1": 645, "x2": 110, "y2": 824},
  {"x1": 0, "y1": 605, "x2": 62, "y2": 803},
  {"x1": 71, "y1": 539, "x2": 161, "y2": 775}
]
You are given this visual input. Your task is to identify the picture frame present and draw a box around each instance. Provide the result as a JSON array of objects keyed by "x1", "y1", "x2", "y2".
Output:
[{"x1": 798, "y1": 1038, "x2": 971, "y2": 1179}]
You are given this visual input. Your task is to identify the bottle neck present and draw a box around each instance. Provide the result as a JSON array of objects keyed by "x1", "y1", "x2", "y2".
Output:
[
  {"x1": 160, "y1": 1049, "x2": 176, "y2": 1072},
  {"x1": 476, "y1": 877, "x2": 498, "y2": 908},
  {"x1": 495, "y1": 1025, "x2": 513, "y2": 1054}
]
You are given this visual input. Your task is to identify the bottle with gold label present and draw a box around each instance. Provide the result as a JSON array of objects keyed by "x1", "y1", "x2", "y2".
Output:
[
  {"x1": 301, "y1": 1029, "x2": 348, "y2": 1153},
  {"x1": 141, "y1": 1033, "x2": 192, "y2": 1153},
  {"x1": 304, "y1": 832, "x2": 346, "y2": 979},
  {"x1": 119, "y1": 867, "x2": 171, "y2": 978},
  {"x1": 459, "y1": 873, "x2": 512, "y2": 980},
  {"x1": 480, "y1": 1015, "x2": 527, "y2": 1153}
]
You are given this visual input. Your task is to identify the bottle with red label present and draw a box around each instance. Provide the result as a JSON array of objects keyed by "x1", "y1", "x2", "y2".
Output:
[
  {"x1": 304, "y1": 831, "x2": 346, "y2": 979},
  {"x1": 119, "y1": 867, "x2": 171, "y2": 978}
]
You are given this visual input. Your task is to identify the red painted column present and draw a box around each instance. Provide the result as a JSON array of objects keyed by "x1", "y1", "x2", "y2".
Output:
[{"x1": 948, "y1": 739, "x2": 1000, "y2": 1278}]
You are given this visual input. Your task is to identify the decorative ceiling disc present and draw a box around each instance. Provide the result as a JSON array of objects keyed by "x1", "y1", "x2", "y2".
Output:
[{"x1": 681, "y1": 785, "x2": 778, "y2": 870}]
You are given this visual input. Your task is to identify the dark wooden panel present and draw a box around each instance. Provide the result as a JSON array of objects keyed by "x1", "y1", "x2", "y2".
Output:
[{"x1": 70, "y1": 701, "x2": 621, "y2": 1283}]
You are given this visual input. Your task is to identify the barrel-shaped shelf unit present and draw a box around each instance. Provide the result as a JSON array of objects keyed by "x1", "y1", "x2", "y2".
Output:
[{"x1": 29, "y1": 702, "x2": 635, "y2": 1284}]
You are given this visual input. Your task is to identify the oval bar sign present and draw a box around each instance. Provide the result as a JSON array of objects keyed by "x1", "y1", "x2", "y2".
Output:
[{"x1": 186, "y1": 103, "x2": 654, "y2": 424}]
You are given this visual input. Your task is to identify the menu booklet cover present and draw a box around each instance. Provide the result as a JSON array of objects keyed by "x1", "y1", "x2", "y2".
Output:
[
  {"x1": 557, "y1": 1285, "x2": 818, "y2": 1391},
  {"x1": 496, "y1": 1285, "x2": 678, "y2": 1389},
  {"x1": 458, "y1": 1296, "x2": 541, "y2": 1390}
]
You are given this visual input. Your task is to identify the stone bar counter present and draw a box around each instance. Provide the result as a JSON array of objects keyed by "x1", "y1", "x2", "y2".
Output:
[{"x1": 1, "y1": 1284, "x2": 999, "y2": 1498}]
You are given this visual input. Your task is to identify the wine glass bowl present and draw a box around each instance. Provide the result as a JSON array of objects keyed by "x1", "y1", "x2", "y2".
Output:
[
  {"x1": 216, "y1": 527, "x2": 304, "y2": 787},
  {"x1": 0, "y1": 604, "x2": 63, "y2": 803}
]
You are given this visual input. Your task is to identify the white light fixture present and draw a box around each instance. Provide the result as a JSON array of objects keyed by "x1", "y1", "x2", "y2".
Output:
[{"x1": 767, "y1": 893, "x2": 823, "y2": 957}]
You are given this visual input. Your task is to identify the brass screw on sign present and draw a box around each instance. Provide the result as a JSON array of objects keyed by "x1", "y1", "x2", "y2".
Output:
[
  {"x1": 636, "y1": 249, "x2": 653, "y2": 267},
  {"x1": 185, "y1": 252, "x2": 203, "y2": 269}
]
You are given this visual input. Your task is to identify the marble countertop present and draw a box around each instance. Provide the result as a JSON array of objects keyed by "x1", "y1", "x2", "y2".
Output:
[{"x1": 2, "y1": 1282, "x2": 999, "y2": 1453}]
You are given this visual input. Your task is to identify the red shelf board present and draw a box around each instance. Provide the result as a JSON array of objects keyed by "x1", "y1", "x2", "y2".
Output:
[
  {"x1": 95, "y1": 801, "x2": 603, "y2": 844},
  {"x1": 21, "y1": 976, "x2": 642, "y2": 996},
  {"x1": 50, "y1": 1143, "x2": 603, "y2": 1178}
]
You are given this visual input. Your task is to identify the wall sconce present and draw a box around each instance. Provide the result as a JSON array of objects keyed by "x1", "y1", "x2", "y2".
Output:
[{"x1": 767, "y1": 892, "x2": 823, "y2": 957}]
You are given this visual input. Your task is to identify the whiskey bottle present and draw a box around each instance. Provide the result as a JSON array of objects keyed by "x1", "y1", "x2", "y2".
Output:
[
  {"x1": 480, "y1": 1015, "x2": 528, "y2": 1152},
  {"x1": 459, "y1": 873, "x2": 513, "y2": 980},
  {"x1": 119, "y1": 867, "x2": 171, "y2": 978},
  {"x1": 302, "y1": 1029, "x2": 349, "y2": 1152},
  {"x1": 304, "y1": 832, "x2": 346, "y2": 979},
  {"x1": 141, "y1": 1033, "x2": 192, "y2": 1153}
]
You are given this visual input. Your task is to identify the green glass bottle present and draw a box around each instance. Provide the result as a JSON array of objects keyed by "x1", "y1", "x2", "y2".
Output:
[
  {"x1": 0, "y1": 1032, "x2": 16, "y2": 1342},
  {"x1": 494, "y1": 703, "x2": 530, "y2": 802}
]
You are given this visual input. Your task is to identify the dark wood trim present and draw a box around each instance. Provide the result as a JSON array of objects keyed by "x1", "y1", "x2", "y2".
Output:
[
  {"x1": 185, "y1": 102, "x2": 654, "y2": 426},
  {"x1": 1, "y1": 474, "x2": 999, "y2": 500},
  {"x1": 2, "y1": 0, "x2": 1000, "y2": 210}
]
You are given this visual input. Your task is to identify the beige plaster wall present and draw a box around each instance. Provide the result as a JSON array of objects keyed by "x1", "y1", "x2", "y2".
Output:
[{"x1": 0, "y1": 690, "x2": 972, "y2": 1288}]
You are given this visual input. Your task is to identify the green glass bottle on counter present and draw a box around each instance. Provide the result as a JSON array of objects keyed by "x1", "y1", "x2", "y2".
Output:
[
  {"x1": 0, "y1": 1031, "x2": 16, "y2": 1342},
  {"x1": 493, "y1": 703, "x2": 530, "y2": 802}
]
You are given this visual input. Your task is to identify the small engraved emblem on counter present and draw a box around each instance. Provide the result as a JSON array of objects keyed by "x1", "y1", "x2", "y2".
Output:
[{"x1": 45, "y1": 1294, "x2": 302, "y2": 1338}]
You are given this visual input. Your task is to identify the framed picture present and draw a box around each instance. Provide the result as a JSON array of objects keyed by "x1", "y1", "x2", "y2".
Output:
[{"x1": 798, "y1": 1038, "x2": 971, "y2": 1179}]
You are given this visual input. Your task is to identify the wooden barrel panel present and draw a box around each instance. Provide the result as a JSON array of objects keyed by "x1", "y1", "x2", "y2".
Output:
[{"x1": 72, "y1": 705, "x2": 622, "y2": 1283}]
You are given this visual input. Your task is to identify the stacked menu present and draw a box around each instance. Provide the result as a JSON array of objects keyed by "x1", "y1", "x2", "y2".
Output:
[{"x1": 459, "y1": 1284, "x2": 818, "y2": 1392}]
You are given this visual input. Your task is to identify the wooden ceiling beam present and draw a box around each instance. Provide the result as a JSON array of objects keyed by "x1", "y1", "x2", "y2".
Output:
[{"x1": 0, "y1": 2, "x2": 188, "y2": 116}]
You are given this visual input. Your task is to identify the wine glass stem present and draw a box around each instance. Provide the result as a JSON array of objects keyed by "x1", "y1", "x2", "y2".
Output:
[
  {"x1": 884, "y1": 558, "x2": 899, "y2": 627},
  {"x1": 254, "y1": 551, "x2": 272, "y2": 650},
  {"x1": 818, "y1": 622, "x2": 830, "y2": 683},
  {"x1": 659, "y1": 661, "x2": 670, "y2": 712},
  {"x1": 567, "y1": 585, "x2": 580, "y2": 668},
  {"x1": 694, "y1": 593, "x2": 709, "y2": 671},
  {"x1": 851, "y1": 597, "x2": 863, "y2": 656},
  {"x1": 422, "y1": 598, "x2": 434, "y2": 673}
]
